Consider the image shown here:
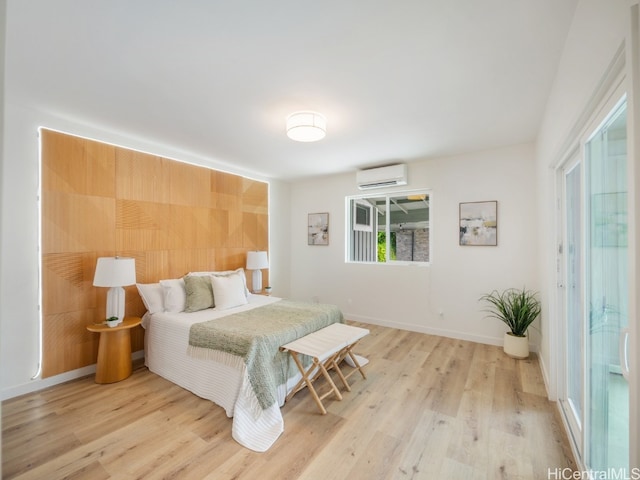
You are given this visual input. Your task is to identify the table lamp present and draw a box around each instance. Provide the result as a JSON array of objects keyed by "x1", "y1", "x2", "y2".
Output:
[{"x1": 93, "y1": 257, "x2": 136, "y2": 325}]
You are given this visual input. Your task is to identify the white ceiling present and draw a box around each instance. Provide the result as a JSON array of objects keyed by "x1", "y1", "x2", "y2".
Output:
[{"x1": 7, "y1": 0, "x2": 578, "y2": 181}]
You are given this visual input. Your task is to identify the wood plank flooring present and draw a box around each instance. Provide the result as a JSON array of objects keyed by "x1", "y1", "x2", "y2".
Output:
[{"x1": 2, "y1": 323, "x2": 576, "y2": 479}]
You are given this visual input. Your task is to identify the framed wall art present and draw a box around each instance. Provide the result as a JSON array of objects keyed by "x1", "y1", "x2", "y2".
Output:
[
  {"x1": 308, "y1": 212, "x2": 329, "y2": 245},
  {"x1": 459, "y1": 201, "x2": 498, "y2": 246}
]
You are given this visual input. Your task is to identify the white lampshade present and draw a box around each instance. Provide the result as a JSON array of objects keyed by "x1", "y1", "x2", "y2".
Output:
[
  {"x1": 286, "y1": 111, "x2": 326, "y2": 142},
  {"x1": 246, "y1": 251, "x2": 269, "y2": 270},
  {"x1": 93, "y1": 257, "x2": 136, "y2": 287},
  {"x1": 93, "y1": 257, "x2": 136, "y2": 324}
]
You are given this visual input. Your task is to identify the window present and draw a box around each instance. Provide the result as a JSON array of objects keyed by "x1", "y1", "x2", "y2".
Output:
[
  {"x1": 353, "y1": 200, "x2": 373, "y2": 232},
  {"x1": 346, "y1": 190, "x2": 430, "y2": 264}
]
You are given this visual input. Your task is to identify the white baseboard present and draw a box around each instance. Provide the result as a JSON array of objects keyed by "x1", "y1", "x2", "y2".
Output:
[
  {"x1": 538, "y1": 352, "x2": 555, "y2": 401},
  {"x1": 1, "y1": 350, "x2": 145, "y2": 401},
  {"x1": 344, "y1": 312, "x2": 539, "y2": 353}
]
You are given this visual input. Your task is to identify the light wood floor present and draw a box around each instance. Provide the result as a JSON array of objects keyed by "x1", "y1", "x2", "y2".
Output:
[{"x1": 2, "y1": 323, "x2": 575, "y2": 480}]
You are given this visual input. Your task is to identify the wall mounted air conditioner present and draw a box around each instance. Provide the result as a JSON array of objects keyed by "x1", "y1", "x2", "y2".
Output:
[{"x1": 356, "y1": 164, "x2": 407, "y2": 190}]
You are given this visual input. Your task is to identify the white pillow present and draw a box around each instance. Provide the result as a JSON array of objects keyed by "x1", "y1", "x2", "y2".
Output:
[
  {"x1": 211, "y1": 271, "x2": 248, "y2": 310},
  {"x1": 189, "y1": 268, "x2": 250, "y2": 298},
  {"x1": 136, "y1": 283, "x2": 164, "y2": 314},
  {"x1": 159, "y1": 278, "x2": 187, "y2": 313}
]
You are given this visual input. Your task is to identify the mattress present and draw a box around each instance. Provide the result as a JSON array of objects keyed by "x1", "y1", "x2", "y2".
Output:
[{"x1": 142, "y1": 295, "x2": 331, "y2": 451}]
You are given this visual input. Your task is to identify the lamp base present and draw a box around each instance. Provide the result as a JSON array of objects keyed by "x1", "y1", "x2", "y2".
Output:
[
  {"x1": 252, "y1": 269, "x2": 263, "y2": 294},
  {"x1": 105, "y1": 286, "x2": 125, "y2": 324}
]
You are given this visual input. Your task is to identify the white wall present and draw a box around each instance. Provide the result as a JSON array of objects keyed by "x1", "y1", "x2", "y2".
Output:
[
  {"x1": 289, "y1": 143, "x2": 539, "y2": 347},
  {"x1": 535, "y1": 0, "x2": 629, "y2": 399},
  {"x1": 0, "y1": 73, "x2": 292, "y2": 399}
]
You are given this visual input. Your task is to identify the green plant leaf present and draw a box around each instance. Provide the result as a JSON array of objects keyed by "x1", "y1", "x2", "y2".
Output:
[{"x1": 479, "y1": 288, "x2": 541, "y2": 337}]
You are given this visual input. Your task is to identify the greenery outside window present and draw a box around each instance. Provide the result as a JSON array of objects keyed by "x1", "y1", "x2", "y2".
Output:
[{"x1": 346, "y1": 190, "x2": 430, "y2": 264}]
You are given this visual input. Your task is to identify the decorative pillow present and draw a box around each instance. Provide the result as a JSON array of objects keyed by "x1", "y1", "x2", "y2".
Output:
[
  {"x1": 211, "y1": 271, "x2": 248, "y2": 310},
  {"x1": 183, "y1": 274, "x2": 214, "y2": 312},
  {"x1": 136, "y1": 283, "x2": 164, "y2": 314},
  {"x1": 189, "y1": 268, "x2": 250, "y2": 298},
  {"x1": 159, "y1": 278, "x2": 187, "y2": 313}
]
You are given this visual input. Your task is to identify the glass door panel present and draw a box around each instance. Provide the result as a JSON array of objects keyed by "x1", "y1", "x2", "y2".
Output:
[
  {"x1": 565, "y1": 162, "x2": 584, "y2": 434},
  {"x1": 586, "y1": 99, "x2": 628, "y2": 471}
]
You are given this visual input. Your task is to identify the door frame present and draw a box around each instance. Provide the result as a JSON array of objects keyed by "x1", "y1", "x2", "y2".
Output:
[
  {"x1": 627, "y1": 3, "x2": 639, "y2": 469},
  {"x1": 552, "y1": 50, "x2": 634, "y2": 470},
  {"x1": 556, "y1": 150, "x2": 584, "y2": 459}
]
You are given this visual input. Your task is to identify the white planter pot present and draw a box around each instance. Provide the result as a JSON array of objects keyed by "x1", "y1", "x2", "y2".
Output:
[{"x1": 503, "y1": 332, "x2": 529, "y2": 359}]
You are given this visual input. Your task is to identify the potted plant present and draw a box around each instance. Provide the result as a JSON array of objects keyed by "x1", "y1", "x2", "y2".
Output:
[
  {"x1": 264, "y1": 286, "x2": 272, "y2": 295},
  {"x1": 105, "y1": 316, "x2": 120, "y2": 328},
  {"x1": 479, "y1": 287, "x2": 541, "y2": 359}
]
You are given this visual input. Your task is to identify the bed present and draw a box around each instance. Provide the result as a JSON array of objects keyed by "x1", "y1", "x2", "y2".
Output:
[{"x1": 138, "y1": 270, "x2": 344, "y2": 452}]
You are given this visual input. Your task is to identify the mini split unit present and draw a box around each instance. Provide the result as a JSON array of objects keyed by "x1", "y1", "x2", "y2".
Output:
[{"x1": 356, "y1": 164, "x2": 408, "y2": 190}]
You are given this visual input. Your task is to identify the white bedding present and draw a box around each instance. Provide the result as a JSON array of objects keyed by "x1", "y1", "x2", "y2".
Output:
[{"x1": 142, "y1": 295, "x2": 307, "y2": 452}]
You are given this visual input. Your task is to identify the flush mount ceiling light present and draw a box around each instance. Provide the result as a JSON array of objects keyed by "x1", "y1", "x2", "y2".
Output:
[{"x1": 286, "y1": 111, "x2": 326, "y2": 142}]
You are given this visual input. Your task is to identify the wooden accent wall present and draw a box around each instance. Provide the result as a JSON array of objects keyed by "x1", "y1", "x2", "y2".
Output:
[{"x1": 41, "y1": 129, "x2": 269, "y2": 378}]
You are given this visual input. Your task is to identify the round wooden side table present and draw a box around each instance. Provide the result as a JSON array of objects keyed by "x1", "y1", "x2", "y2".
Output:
[{"x1": 86, "y1": 316, "x2": 142, "y2": 384}]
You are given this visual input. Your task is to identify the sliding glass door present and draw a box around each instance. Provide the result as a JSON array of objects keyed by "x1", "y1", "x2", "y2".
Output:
[
  {"x1": 585, "y1": 99, "x2": 629, "y2": 471},
  {"x1": 563, "y1": 158, "x2": 584, "y2": 446},
  {"x1": 559, "y1": 96, "x2": 630, "y2": 472}
]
